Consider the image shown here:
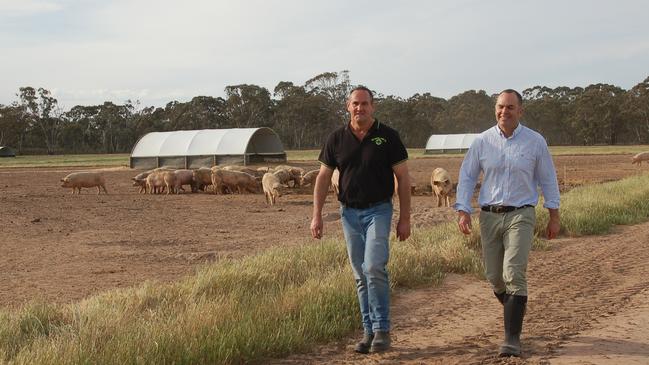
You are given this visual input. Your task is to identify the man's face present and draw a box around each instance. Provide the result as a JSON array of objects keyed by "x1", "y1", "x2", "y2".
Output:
[
  {"x1": 347, "y1": 90, "x2": 375, "y2": 125},
  {"x1": 495, "y1": 92, "x2": 523, "y2": 131}
]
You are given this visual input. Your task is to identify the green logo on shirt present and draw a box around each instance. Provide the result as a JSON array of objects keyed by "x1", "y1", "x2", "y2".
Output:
[{"x1": 371, "y1": 137, "x2": 387, "y2": 145}]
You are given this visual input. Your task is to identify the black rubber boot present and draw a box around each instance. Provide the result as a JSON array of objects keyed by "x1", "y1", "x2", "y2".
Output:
[
  {"x1": 494, "y1": 291, "x2": 506, "y2": 305},
  {"x1": 499, "y1": 294, "x2": 527, "y2": 357},
  {"x1": 370, "y1": 331, "x2": 391, "y2": 353},
  {"x1": 354, "y1": 332, "x2": 374, "y2": 354}
]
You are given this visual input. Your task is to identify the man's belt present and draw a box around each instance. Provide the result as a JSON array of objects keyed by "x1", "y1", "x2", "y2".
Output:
[
  {"x1": 481, "y1": 204, "x2": 534, "y2": 213},
  {"x1": 343, "y1": 199, "x2": 391, "y2": 209}
]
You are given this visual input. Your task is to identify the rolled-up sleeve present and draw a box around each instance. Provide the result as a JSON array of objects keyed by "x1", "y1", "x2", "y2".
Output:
[{"x1": 453, "y1": 139, "x2": 481, "y2": 213}]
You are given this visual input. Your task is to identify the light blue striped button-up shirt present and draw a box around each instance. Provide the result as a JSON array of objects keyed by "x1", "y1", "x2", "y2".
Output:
[{"x1": 453, "y1": 123, "x2": 560, "y2": 213}]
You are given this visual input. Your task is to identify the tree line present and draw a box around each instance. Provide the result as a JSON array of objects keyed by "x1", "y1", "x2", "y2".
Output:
[{"x1": 1, "y1": 71, "x2": 648, "y2": 155}]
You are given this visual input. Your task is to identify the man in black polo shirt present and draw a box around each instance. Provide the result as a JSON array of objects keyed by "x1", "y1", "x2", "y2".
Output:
[{"x1": 311, "y1": 85, "x2": 411, "y2": 354}]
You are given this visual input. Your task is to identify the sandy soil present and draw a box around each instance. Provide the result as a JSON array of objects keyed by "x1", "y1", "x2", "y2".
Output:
[{"x1": 0, "y1": 153, "x2": 646, "y2": 364}]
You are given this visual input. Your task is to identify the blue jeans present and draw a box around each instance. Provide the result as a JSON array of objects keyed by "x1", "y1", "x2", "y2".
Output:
[{"x1": 340, "y1": 201, "x2": 393, "y2": 334}]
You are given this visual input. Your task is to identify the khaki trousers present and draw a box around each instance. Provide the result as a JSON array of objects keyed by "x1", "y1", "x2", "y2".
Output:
[{"x1": 479, "y1": 207, "x2": 535, "y2": 296}]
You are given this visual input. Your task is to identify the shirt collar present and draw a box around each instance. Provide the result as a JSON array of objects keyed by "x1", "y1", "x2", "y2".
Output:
[{"x1": 495, "y1": 122, "x2": 523, "y2": 139}]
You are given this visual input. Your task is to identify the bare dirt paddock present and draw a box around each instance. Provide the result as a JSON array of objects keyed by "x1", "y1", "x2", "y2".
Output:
[{"x1": 2, "y1": 154, "x2": 649, "y2": 364}]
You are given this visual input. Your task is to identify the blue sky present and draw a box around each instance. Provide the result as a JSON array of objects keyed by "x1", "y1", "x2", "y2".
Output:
[{"x1": 1, "y1": 0, "x2": 648, "y2": 110}]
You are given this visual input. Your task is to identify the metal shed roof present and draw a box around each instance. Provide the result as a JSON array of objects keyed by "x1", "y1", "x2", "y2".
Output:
[
  {"x1": 425, "y1": 134, "x2": 479, "y2": 151},
  {"x1": 131, "y1": 128, "x2": 284, "y2": 157}
]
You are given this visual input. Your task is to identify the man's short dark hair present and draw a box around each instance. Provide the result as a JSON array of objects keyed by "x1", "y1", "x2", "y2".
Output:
[
  {"x1": 349, "y1": 85, "x2": 374, "y2": 103},
  {"x1": 499, "y1": 89, "x2": 523, "y2": 106}
]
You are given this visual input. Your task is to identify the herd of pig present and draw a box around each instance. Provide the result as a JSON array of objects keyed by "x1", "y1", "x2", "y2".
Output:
[
  {"x1": 60, "y1": 165, "x2": 322, "y2": 206},
  {"x1": 133, "y1": 165, "x2": 319, "y2": 206},
  {"x1": 59, "y1": 150, "x2": 649, "y2": 206},
  {"x1": 60, "y1": 165, "x2": 458, "y2": 207}
]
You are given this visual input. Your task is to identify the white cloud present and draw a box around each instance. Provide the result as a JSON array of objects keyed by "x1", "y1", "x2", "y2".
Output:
[
  {"x1": 0, "y1": 0, "x2": 63, "y2": 16},
  {"x1": 1, "y1": 0, "x2": 649, "y2": 109}
]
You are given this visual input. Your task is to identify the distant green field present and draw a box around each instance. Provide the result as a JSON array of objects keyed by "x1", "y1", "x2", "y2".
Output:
[
  {"x1": 287, "y1": 149, "x2": 427, "y2": 160},
  {"x1": 1, "y1": 145, "x2": 647, "y2": 168},
  {"x1": 0, "y1": 154, "x2": 131, "y2": 168},
  {"x1": 548, "y1": 145, "x2": 649, "y2": 155}
]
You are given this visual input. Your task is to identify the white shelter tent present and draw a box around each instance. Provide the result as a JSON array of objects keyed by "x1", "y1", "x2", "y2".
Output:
[
  {"x1": 130, "y1": 128, "x2": 286, "y2": 169},
  {"x1": 424, "y1": 134, "x2": 479, "y2": 154},
  {"x1": 0, "y1": 146, "x2": 16, "y2": 157}
]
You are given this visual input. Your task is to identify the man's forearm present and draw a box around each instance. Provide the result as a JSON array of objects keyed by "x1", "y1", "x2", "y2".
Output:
[
  {"x1": 397, "y1": 182, "x2": 411, "y2": 222},
  {"x1": 312, "y1": 175, "x2": 330, "y2": 216}
]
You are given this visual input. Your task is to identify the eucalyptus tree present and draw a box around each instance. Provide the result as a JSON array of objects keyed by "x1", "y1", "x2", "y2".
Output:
[
  {"x1": 0, "y1": 104, "x2": 25, "y2": 150},
  {"x1": 304, "y1": 70, "x2": 351, "y2": 129},
  {"x1": 61, "y1": 105, "x2": 100, "y2": 152},
  {"x1": 622, "y1": 76, "x2": 649, "y2": 144},
  {"x1": 95, "y1": 101, "x2": 137, "y2": 153},
  {"x1": 569, "y1": 84, "x2": 625, "y2": 145},
  {"x1": 162, "y1": 96, "x2": 228, "y2": 131},
  {"x1": 374, "y1": 95, "x2": 414, "y2": 145},
  {"x1": 132, "y1": 106, "x2": 168, "y2": 138},
  {"x1": 304, "y1": 71, "x2": 351, "y2": 103},
  {"x1": 63, "y1": 102, "x2": 137, "y2": 153},
  {"x1": 16, "y1": 87, "x2": 62, "y2": 154},
  {"x1": 433, "y1": 90, "x2": 493, "y2": 134},
  {"x1": 408, "y1": 93, "x2": 447, "y2": 146},
  {"x1": 224, "y1": 84, "x2": 273, "y2": 128},
  {"x1": 272, "y1": 81, "x2": 333, "y2": 148},
  {"x1": 522, "y1": 85, "x2": 583, "y2": 145}
]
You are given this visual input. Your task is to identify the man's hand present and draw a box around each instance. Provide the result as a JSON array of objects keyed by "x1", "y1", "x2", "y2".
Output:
[
  {"x1": 396, "y1": 218, "x2": 410, "y2": 241},
  {"x1": 393, "y1": 162, "x2": 411, "y2": 241},
  {"x1": 310, "y1": 165, "x2": 334, "y2": 240},
  {"x1": 311, "y1": 214, "x2": 323, "y2": 239},
  {"x1": 546, "y1": 208, "x2": 560, "y2": 240},
  {"x1": 458, "y1": 210, "x2": 472, "y2": 235}
]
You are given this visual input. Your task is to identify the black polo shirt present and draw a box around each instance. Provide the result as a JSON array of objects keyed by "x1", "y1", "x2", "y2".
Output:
[{"x1": 318, "y1": 119, "x2": 408, "y2": 207}]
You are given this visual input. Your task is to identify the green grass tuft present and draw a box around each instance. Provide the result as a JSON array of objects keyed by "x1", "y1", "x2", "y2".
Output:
[{"x1": 536, "y1": 172, "x2": 649, "y2": 236}]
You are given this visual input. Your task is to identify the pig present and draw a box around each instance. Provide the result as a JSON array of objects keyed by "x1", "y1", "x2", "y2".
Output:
[
  {"x1": 300, "y1": 169, "x2": 320, "y2": 187},
  {"x1": 222, "y1": 165, "x2": 265, "y2": 178},
  {"x1": 60, "y1": 172, "x2": 108, "y2": 194},
  {"x1": 209, "y1": 166, "x2": 231, "y2": 194},
  {"x1": 274, "y1": 165, "x2": 304, "y2": 186},
  {"x1": 146, "y1": 171, "x2": 166, "y2": 194},
  {"x1": 211, "y1": 169, "x2": 260, "y2": 194},
  {"x1": 331, "y1": 168, "x2": 340, "y2": 197},
  {"x1": 257, "y1": 166, "x2": 272, "y2": 175},
  {"x1": 262, "y1": 172, "x2": 287, "y2": 205},
  {"x1": 272, "y1": 169, "x2": 293, "y2": 187},
  {"x1": 163, "y1": 171, "x2": 179, "y2": 195},
  {"x1": 431, "y1": 167, "x2": 453, "y2": 207},
  {"x1": 192, "y1": 167, "x2": 213, "y2": 192},
  {"x1": 173, "y1": 169, "x2": 197, "y2": 193},
  {"x1": 631, "y1": 151, "x2": 649, "y2": 165},
  {"x1": 132, "y1": 170, "x2": 152, "y2": 194}
]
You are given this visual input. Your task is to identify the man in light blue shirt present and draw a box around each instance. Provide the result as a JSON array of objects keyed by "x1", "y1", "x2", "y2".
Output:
[{"x1": 454, "y1": 89, "x2": 560, "y2": 358}]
